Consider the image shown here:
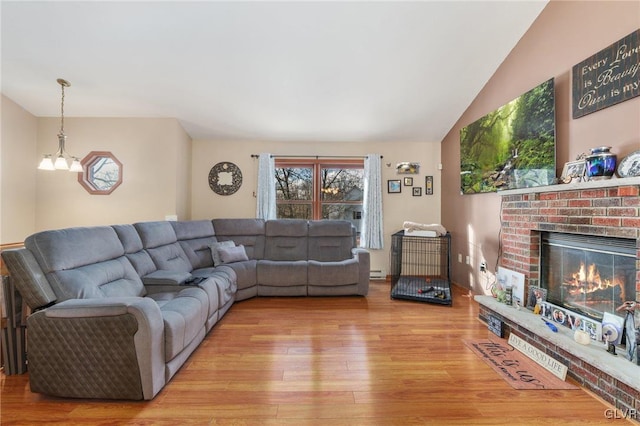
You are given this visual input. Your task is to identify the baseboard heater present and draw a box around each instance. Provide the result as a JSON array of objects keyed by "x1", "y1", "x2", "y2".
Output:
[{"x1": 369, "y1": 269, "x2": 386, "y2": 280}]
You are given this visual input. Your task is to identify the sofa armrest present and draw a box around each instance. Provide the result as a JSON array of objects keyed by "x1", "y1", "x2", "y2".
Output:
[
  {"x1": 1, "y1": 248, "x2": 57, "y2": 310},
  {"x1": 352, "y1": 248, "x2": 370, "y2": 296},
  {"x1": 27, "y1": 297, "x2": 165, "y2": 400}
]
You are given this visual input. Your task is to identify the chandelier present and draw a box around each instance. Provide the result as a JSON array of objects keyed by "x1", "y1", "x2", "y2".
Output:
[{"x1": 38, "y1": 78, "x2": 83, "y2": 172}]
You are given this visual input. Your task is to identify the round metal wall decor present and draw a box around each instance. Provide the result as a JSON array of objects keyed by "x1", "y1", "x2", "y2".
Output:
[{"x1": 208, "y1": 162, "x2": 242, "y2": 195}]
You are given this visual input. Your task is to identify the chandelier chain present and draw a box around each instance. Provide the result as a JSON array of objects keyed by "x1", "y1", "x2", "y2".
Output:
[{"x1": 60, "y1": 82, "x2": 65, "y2": 134}]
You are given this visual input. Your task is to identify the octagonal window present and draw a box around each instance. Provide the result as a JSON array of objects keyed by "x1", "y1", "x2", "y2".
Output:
[{"x1": 78, "y1": 151, "x2": 123, "y2": 195}]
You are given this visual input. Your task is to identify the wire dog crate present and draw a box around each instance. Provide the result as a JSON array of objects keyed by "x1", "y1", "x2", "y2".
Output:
[{"x1": 390, "y1": 230, "x2": 452, "y2": 305}]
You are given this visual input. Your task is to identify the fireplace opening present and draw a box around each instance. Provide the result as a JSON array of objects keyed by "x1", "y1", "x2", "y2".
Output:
[{"x1": 540, "y1": 232, "x2": 636, "y2": 322}]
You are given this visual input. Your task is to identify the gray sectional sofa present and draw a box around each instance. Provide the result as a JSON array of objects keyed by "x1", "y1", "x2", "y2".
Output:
[{"x1": 1, "y1": 218, "x2": 369, "y2": 400}]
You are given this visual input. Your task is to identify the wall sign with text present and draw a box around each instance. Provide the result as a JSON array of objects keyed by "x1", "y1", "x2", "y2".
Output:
[{"x1": 572, "y1": 29, "x2": 639, "y2": 119}]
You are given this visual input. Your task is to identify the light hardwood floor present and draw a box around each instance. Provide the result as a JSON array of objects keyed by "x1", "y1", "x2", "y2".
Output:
[{"x1": 1, "y1": 282, "x2": 620, "y2": 425}]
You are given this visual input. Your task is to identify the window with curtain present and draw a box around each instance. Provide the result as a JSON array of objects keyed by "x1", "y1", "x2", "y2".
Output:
[{"x1": 274, "y1": 159, "x2": 364, "y2": 225}]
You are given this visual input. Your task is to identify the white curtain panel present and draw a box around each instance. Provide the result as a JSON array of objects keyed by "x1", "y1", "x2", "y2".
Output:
[
  {"x1": 361, "y1": 154, "x2": 384, "y2": 249},
  {"x1": 256, "y1": 153, "x2": 277, "y2": 219}
]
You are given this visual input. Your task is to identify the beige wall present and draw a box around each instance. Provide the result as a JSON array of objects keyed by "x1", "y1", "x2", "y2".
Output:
[
  {"x1": 172, "y1": 121, "x2": 192, "y2": 221},
  {"x1": 441, "y1": 0, "x2": 640, "y2": 294},
  {"x1": 1, "y1": 95, "x2": 38, "y2": 244},
  {"x1": 9, "y1": 1, "x2": 631, "y2": 282},
  {"x1": 33, "y1": 117, "x2": 192, "y2": 232},
  {"x1": 191, "y1": 139, "x2": 442, "y2": 273},
  {"x1": 1, "y1": 97, "x2": 439, "y2": 275}
]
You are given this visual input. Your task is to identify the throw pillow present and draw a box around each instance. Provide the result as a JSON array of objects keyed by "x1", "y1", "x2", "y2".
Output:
[
  {"x1": 218, "y1": 244, "x2": 249, "y2": 264},
  {"x1": 210, "y1": 240, "x2": 235, "y2": 265}
]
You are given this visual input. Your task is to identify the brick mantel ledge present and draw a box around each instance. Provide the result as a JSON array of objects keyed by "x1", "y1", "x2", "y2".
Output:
[{"x1": 498, "y1": 176, "x2": 640, "y2": 196}]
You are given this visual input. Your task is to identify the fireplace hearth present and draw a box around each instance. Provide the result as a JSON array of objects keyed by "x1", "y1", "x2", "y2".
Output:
[{"x1": 541, "y1": 232, "x2": 636, "y2": 321}]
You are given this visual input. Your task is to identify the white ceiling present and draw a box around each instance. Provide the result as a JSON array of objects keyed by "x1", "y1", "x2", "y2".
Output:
[{"x1": 1, "y1": 1, "x2": 548, "y2": 143}]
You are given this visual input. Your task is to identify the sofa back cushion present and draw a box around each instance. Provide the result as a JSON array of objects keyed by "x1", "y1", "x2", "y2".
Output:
[
  {"x1": 171, "y1": 220, "x2": 215, "y2": 240},
  {"x1": 212, "y1": 218, "x2": 265, "y2": 260},
  {"x1": 112, "y1": 224, "x2": 157, "y2": 277},
  {"x1": 24, "y1": 226, "x2": 145, "y2": 302},
  {"x1": 50, "y1": 258, "x2": 144, "y2": 300},
  {"x1": 171, "y1": 220, "x2": 217, "y2": 269},
  {"x1": 264, "y1": 219, "x2": 308, "y2": 261},
  {"x1": 134, "y1": 221, "x2": 192, "y2": 272},
  {"x1": 308, "y1": 220, "x2": 354, "y2": 262}
]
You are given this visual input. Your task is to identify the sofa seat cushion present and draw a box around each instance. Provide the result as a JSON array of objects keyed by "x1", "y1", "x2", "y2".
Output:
[
  {"x1": 308, "y1": 258, "x2": 359, "y2": 286},
  {"x1": 214, "y1": 260, "x2": 256, "y2": 291},
  {"x1": 210, "y1": 272, "x2": 237, "y2": 309},
  {"x1": 191, "y1": 276, "x2": 220, "y2": 321},
  {"x1": 147, "y1": 288, "x2": 208, "y2": 361},
  {"x1": 191, "y1": 267, "x2": 237, "y2": 310},
  {"x1": 257, "y1": 260, "x2": 307, "y2": 286}
]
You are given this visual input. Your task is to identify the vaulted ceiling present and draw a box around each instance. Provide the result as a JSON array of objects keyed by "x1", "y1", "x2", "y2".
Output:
[{"x1": 1, "y1": 1, "x2": 548, "y2": 143}]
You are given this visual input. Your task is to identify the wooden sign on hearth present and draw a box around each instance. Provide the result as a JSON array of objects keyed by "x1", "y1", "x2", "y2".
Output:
[{"x1": 508, "y1": 334, "x2": 568, "y2": 380}]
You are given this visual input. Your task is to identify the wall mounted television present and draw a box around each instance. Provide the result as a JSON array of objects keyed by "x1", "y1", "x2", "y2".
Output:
[{"x1": 460, "y1": 78, "x2": 556, "y2": 194}]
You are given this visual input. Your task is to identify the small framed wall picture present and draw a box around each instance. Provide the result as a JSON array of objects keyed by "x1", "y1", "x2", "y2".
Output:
[
  {"x1": 388, "y1": 179, "x2": 401, "y2": 193},
  {"x1": 425, "y1": 176, "x2": 434, "y2": 195},
  {"x1": 404, "y1": 177, "x2": 413, "y2": 186},
  {"x1": 412, "y1": 187, "x2": 422, "y2": 196}
]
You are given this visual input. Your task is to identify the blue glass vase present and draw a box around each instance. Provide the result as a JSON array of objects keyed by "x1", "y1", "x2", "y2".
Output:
[{"x1": 585, "y1": 146, "x2": 616, "y2": 180}]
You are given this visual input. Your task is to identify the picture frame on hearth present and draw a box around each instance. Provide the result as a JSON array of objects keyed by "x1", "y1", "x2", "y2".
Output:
[
  {"x1": 526, "y1": 286, "x2": 547, "y2": 311},
  {"x1": 561, "y1": 160, "x2": 586, "y2": 183}
]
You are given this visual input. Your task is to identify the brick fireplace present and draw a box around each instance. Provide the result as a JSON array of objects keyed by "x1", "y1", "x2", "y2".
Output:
[
  {"x1": 500, "y1": 181, "x2": 640, "y2": 303},
  {"x1": 476, "y1": 177, "x2": 640, "y2": 414}
]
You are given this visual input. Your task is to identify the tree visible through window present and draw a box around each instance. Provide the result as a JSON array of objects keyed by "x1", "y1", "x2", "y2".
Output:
[{"x1": 275, "y1": 159, "x2": 364, "y2": 227}]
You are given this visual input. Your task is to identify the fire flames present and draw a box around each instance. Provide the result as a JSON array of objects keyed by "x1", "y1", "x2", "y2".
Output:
[{"x1": 564, "y1": 262, "x2": 625, "y2": 301}]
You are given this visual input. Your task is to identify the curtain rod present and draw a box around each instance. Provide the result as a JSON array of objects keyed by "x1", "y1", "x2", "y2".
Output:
[{"x1": 250, "y1": 154, "x2": 382, "y2": 159}]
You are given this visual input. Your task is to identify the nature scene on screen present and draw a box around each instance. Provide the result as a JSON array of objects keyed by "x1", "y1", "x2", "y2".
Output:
[{"x1": 460, "y1": 78, "x2": 555, "y2": 194}]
